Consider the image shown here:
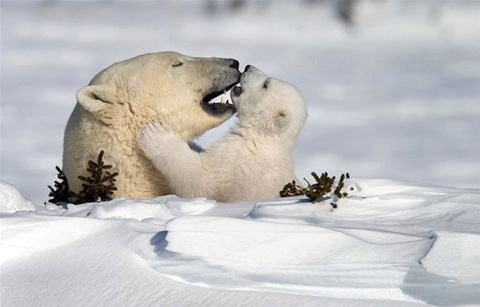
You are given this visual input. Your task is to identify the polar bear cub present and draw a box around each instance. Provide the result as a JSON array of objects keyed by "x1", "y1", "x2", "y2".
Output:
[{"x1": 138, "y1": 66, "x2": 307, "y2": 202}]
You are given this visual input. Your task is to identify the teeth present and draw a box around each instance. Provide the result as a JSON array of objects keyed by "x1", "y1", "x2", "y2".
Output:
[{"x1": 208, "y1": 90, "x2": 232, "y2": 104}]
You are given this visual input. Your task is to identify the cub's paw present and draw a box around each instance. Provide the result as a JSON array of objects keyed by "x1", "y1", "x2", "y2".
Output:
[{"x1": 137, "y1": 122, "x2": 175, "y2": 155}]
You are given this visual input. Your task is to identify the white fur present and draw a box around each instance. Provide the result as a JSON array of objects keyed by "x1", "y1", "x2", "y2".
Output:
[
  {"x1": 63, "y1": 51, "x2": 239, "y2": 198},
  {"x1": 139, "y1": 66, "x2": 307, "y2": 202}
]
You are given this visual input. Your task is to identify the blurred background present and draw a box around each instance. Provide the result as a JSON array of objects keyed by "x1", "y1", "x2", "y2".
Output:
[{"x1": 1, "y1": 0, "x2": 480, "y2": 204}]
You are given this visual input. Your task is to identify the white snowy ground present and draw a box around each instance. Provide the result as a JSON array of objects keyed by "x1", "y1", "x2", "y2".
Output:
[
  {"x1": 1, "y1": 180, "x2": 480, "y2": 306},
  {"x1": 1, "y1": 0, "x2": 480, "y2": 204}
]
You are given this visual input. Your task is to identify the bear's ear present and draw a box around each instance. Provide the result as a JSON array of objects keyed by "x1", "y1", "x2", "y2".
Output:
[{"x1": 76, "y1": 85, "x2": 117, "y2": 124}]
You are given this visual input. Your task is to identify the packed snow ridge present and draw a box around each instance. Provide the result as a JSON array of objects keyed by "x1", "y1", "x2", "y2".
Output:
[{"x1": 1, "y1": 179, "x2": 479, "y2": 306}]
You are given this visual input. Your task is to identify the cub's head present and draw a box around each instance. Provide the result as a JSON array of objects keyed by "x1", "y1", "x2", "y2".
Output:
[
  {"x1": 76, "y1": 51, "x2": 240, "y2": 140},
  {"x1": 230, "y1": 65, "x2": 307, "y2": 143}
]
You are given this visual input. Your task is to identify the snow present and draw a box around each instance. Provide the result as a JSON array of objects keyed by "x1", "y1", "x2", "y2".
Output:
[
  {"x1": 0, "y1": 181, "x2": 38, "y2": 213},
  {"x1": 2, "y1": 1, "x2": 480, "y2": 306},
  {"x1": 2, "y1": 1, "x2": 480, "y2": 204},
  {"x1": 1, "y1": 179, "x2": 480, "y2": 306}
]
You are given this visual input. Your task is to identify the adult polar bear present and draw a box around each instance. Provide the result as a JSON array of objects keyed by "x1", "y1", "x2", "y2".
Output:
[{"x1": 63, "y1": 51, "x2": 240, "y2": 198}]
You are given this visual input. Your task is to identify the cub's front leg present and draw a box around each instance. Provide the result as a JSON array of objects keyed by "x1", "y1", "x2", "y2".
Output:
[{"x1": 137, "y1": 122, "x2": 207, "y2": 198}]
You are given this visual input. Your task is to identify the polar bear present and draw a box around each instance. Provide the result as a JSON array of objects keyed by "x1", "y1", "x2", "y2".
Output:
[
  {"x1": 63, "y1": 51, "x2": 240, "y2": 198},
  {"x1": 138, "y1": 66, "x2": 307, "y2": 202}
]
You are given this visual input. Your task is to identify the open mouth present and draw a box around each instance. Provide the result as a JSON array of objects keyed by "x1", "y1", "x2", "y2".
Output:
[{"x1": 201, "y1": 82, "x2": 238, "y2": 116}]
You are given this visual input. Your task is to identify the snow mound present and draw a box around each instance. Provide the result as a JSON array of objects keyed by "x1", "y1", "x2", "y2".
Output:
[
  {"x1": 134, "y1": 180, "x2": 480, "y2": 303},
  {"x1": 0, "y1": 215, "x2": 111, "y2": 265},
  {"x1": 164, "y1": 216, "x2": 433, "y2": 267},
  {"x1": 89, "y1": 196, "x2": 217, "y2": 222},
  {"x1": 422, "y1": 231, "x2": 480, "y2": 283},
  {"x1": 1, "y1": 179, "x2": 480, "y2": 306},
  {"x1": 0, "y1": 181, "x2": 37, "y2": 213}
]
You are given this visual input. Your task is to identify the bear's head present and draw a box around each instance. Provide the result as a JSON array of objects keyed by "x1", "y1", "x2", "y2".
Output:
[
  {"x1": 76, "y1": 51, "x2": 240, "y2": 140},
  {"x1": 230, "y1": 65, "x2": 307, "y2": 144}
]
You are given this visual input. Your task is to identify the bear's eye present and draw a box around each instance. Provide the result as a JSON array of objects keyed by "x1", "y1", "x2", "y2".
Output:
[
  {"x1": 172, "y1": 61, "x2": 183, "y2": 68},
  {"x1": 263, "y1": 80, "x2": 270, "y2": 89}
]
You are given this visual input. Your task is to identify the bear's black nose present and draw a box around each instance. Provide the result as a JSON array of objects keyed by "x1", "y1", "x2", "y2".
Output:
[
  {"x1": 244, "y1": 65, "x2": 251, "y2": 72},
  {"x1": 230, "y1": 59, "x2": 240, "y2": 70}
]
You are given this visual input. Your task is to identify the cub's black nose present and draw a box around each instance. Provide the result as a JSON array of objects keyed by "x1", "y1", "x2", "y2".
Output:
[
  {"x1": 244, "y1": 65, "x2": 251, "y2": 72},
  {"x1": 230, "y1": 59, "x2": 240, "y2": 70}
]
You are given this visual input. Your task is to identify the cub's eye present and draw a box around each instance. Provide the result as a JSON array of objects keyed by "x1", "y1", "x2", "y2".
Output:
[
  {"x1": 172, "y1": 61, "x2": 183, "y2": 68},
  {"x1": 263, "y1": 80, "x2": 270, "y2": 89}
]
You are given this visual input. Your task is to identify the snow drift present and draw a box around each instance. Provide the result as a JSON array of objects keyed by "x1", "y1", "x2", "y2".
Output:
[{"x1": 1, "y1": 179, "x2": 479, "y2": 306}]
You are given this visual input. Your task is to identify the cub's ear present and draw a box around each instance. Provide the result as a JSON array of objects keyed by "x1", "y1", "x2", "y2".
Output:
[
  {"x1": 76, "y1": 85, "x2": 117, "y2": 125},
  {"x1": 273, "y1": 110, "x2": 289, "y2": 131}
]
